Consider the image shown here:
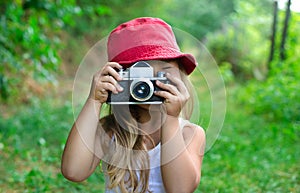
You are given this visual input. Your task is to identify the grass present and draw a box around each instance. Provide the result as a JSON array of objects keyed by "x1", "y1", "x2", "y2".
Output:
[
  {"x1": 198, "y1": 88, "x2": 300, "y2": 192},
  {"x1": 0, "y1": 98, "x2": 104, "y2": 192},
  {"x1": 0, "y1": 86, "x2": 299, "y2": 192}
]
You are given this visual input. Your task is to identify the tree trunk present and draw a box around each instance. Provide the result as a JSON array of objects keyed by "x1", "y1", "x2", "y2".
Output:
[
  {"x1": 268, "y1": 0, "x2": 278, "y2": 66},
  {"x1": 280, "y1": 0, "x2": 292, "y2": 61}
]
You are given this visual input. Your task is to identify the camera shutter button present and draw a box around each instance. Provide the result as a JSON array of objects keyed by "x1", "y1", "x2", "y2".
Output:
[{"x1": 157, "y1": 71, "x2": 166, "y2": 77}]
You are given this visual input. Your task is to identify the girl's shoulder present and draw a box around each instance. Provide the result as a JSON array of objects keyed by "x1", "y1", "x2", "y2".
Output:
[
  {"x1": 180, "y1": 119, "x2": 205, "y2": 135},
  {"x1": 181, "y1": 119, "x2": 206, "y2": 155},
  {"x1": 182, "y1": 121, "x2": 205, "y2": 139}
]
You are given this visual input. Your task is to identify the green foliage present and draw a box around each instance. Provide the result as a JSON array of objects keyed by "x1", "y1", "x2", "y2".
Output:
[
  {"x1": 200, "y1": 95, "x2": 300, "y2": 192},
  {"x1": 0, "y1": 1, "x2": 81, "y2": 102},
  {"x1": 163, "y1": 0, "x2": 235, "y2": 39},
  {"x1": 204, "y1": 1, "x2": 300, "y2": 122},
  {"x1": 218, "y1": 62, "x2": 235, "y2": 84},
  {"x1": 238, "y1": 12, "x2": 300, "y2": 122},
  {"x1": 240, "y1": 72, "x2": 299, "y2": 122},
  {"x1": 206, "y1": 0, "x2": 273, "y2": 80},
  {"x1": 0, "y1": 99, "x2": 105, "y2": 192}
]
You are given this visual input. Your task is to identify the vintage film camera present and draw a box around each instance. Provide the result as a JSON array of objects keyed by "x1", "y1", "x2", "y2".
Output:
[{"x1": 107, "y1": 61, "x2": 169, "y2": 104}]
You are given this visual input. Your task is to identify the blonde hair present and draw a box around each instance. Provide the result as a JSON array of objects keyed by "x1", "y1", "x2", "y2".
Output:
[
  {"x1": 100, "y1": 62, "x2": 195, "y2": 193},
  {"x1": 100, "y1": 105, "x2": 150, "y2": 193}
]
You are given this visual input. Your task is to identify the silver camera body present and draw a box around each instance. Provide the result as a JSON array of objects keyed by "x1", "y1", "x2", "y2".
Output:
[{"x1": 107, "y1": 61, "x2": 169, "y2": 104}]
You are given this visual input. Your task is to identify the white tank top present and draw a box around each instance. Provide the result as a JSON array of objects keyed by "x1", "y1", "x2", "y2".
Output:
[
  {"x1": 104, "y1": 118, "x2": 189, "y2": 193},
  {"x1": 147, "y1": 142, "x2": 165, "y2": 193}
]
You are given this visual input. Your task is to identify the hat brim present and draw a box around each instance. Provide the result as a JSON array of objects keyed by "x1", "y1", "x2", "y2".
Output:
[{"x1": 110, "y1": 45, "x2": 197, "y2": 75}]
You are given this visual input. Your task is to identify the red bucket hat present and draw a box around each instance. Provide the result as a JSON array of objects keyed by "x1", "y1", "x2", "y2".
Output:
[{"x1": 107, "y1": 17, "x2": 197, "y2": 75}]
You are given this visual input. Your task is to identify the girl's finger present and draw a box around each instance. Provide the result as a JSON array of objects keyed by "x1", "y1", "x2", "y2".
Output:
[
  {"x1": 166, "y1": 73, "x2": 189, "y2": 96},
  {"x1": 101, "y1": 63, "x2": 123, "y2": 81},
  {"x1": 156, "y1": 80, "x2": 180, "y2": 96},
  {"x1": 104, "y1": 62, "x2": 122, "y2": 71},
  {"x1": 100, "y1": 82, "x2": 119, "y2": 94},
  {"x1": 100, "y1": 75, "x2": 123, "y2": 92},
  {"x1": 154, "y1": 90, "x2": 175, "y2": 101}
]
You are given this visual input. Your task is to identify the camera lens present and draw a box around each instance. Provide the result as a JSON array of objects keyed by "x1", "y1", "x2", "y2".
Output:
[
  {"x1": 133, "y1": 82, "x2": 150, "y2": 98},
  {"x1": 130, "y1": 79, "x2": 154, "y2": 101}
]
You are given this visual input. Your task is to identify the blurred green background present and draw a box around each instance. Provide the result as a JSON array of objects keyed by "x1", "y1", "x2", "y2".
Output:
[{"x1": 0, "y1": 0, "x2": 299, "y2": 192}]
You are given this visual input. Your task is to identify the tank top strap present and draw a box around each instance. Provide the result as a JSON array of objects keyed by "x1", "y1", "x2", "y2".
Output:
[{"x1": 179, "y1": 117, "x2": 189, "y2": 130}]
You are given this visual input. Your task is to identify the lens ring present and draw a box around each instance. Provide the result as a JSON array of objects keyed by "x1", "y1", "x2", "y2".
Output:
[{"x1": 130, "y1": 79, "x2": 154, "y2": 101}]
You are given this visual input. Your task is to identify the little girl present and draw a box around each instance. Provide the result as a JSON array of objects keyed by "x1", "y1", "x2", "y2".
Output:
[{"x1": 61, "y1": 17, "x2": 205, "y2": 193}]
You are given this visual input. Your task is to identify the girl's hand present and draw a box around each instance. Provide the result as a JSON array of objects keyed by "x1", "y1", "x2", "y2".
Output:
[
  {"x1": 154, "y1": 73, "x2": 190, "y2": 117},
  {"x1": 88, "y1": 62, "x2": 123, "y2": 104}
]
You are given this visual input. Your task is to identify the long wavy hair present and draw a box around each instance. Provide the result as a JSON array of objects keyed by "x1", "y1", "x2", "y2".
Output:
[{"x1": 99, "y1": 62, "x2": 195, "y2": 193}]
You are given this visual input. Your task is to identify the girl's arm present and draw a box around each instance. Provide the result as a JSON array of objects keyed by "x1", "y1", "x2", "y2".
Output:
[
  {"x1": 61, "y1": 99, "x2": 103, "y2": 182},
  {"x1": 161, "y1": 116, "x2": 205, "y2": 193},
  {"x1": 155, "y1": 73, "x2": 205, "y2": 192},
  {"x1": 61, "y1": 62, "x2": 123, "y2": 182}
]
